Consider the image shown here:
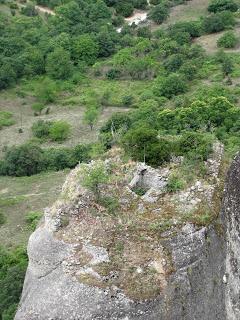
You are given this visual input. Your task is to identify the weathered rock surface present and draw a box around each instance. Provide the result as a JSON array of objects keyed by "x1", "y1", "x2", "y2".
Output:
[{"x1": 15, "y1": 151, "x2": 240, "y2": 320}]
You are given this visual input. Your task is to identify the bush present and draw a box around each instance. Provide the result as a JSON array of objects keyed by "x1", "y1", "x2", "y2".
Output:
[
  {"x1": 49, "y1": 121, "x2": 71, "y2": 142},
  {"x1": 21, "y1": 3, "x2": 38, "y2": 16},
  {"x1": 0, "y1": 111, "x2": 15, "y2": 129},
  {"x1": 35, "y1": 78, "x2": 57, "y2": 104},
  {"x1": 0, "y1": 246, "x2": 28, "y2": 320},
  {"x1": 203, "y1": 11, "x2": 235, "y2": 33},
  {"x1": 178, "y1": 132, "x2": 213, "y2": 160},
  {"x1": 154, "y1": 73, "x2": 188, "y2": 99},
  {"x1": 217, "y1": 31, "x2": 238, "y2": 48},
  {"x1": 31, "y1": 103, "x2": 45, "y2": 115},
  {"x1": 166, "y1": 174, "x2": 185, "y2": 192},
  {"x1": 148, "y1": 3, "x2": 169, "y2": 24},
  {"x1": 0, "y1": 212, "x2": 5, "y2": 225},
  {"x1": 32, "y1": 120, "x2": 52, "y2": 139},
  {"x1": 0, "y1": 143, "x2": 46, "y2": 176},
  {"x1": 121, "y1": 94, "x2": 134, "y2": 106},
  {"x1": 116, "y1": 2, "x2": 134, "y2": 17},
  {"x1": 25, "y1": 211, "x2": 42, "y2": 230},
  {"x1": 208, "y1": 0, "x2": 238, "y2": 13},
  {"x1": 122, "y1": 126, "x2": 172, "y2": 166}
]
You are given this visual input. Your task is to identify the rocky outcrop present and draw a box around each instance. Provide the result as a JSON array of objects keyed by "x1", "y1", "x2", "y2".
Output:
[
  {"x1": 223, "y1": 154, "x2": 240, "y2": 320},
  {"x1": 15, "y1": 150, "x2": 240, "y2": 320}
]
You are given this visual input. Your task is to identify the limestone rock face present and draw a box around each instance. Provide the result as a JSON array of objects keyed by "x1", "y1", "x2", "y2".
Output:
[
  {"x1": 15, "y1": 151, "x2": 240, "y2": 320},
  {"x1": 224, "y1": 154, "x2": 240, "y2": 320}
]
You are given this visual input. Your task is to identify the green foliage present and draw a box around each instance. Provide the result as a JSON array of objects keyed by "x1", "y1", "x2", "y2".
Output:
[
  {"x1": 116, "y1": 2, "x2": 134, "y2": 17},
  {"x1": 84, "y1": 107, "x2": 100, "y2": 130},
  {"x1": 31, "y1": 103, "x2": 45, "y2": 115},
  {"x1": 0, "y1": 212, "x2": 5, "y2": 226},
  {"x1": 25, "y1": 211, "x2": 42, "y2": 230},
  {"x1": 49, "y1": 121, "x2": 71, "y2": 142},
  {"x1": 72, "y1": 35, "x2": 99, "y2": 66},
  {"x1": 203, "y1": 11, "x2": 235, "y2": 33},
  {"x1": 0, "y1": 143, "x2": 46, "y2": 177},
  {"x1": 122, "y1": 126, "x2": 172, "y2": 166},
  {"x1": 46, "y1": 47, "x2": 73, "y2": 80},
  {"x1": 21, "y1": 4, "x2": 38, "y2": 16},
  {"x1": 0, "y1": 112, "x2": 15, "y2": 130},
  {"x1": 208, "y1": 0, "x2": 238, "y2": 13},
  {"x1": 0, "y1": 143, "x2": 92, "y2": 177},
  {"x1": 178, "y1": 132, "x2": 213, "y2": 160},
  {"x1": 154, "y1": 73, "x2": 188, "y2": 98},
  {"x1": 32, "y1": 120, "x2": 70, "y2": 142},
  {"x1": 98, "y1": 195, "x2": 119, "y2": 215},
  {"x1": 35, "y1": 78, "x2": 57, "y2": 104},
  {"x1": 166, "y1": 173, "x2": 185, "y2": 192},
  {"x1": 217, "y1": 31, "x2": 238, "y2": 48},
  {"x1": 81, "y1": 161, "x2": 110, "y2": 200},
  {"x1": 121, "y1": 94, "x2": 134, "y2": 106},
  {"x1": 0, "y1": 246, "x2": 28, "y2": 320},
  {"x1": 148, "y1": 3, "x2": 169, "y2": 24}
]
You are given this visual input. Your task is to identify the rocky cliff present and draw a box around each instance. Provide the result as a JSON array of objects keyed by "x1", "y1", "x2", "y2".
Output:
[{"x1": 15, "y1": 149, "x2": 240, "y2": 320}]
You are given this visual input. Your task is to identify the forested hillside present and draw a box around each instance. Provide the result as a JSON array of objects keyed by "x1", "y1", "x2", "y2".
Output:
[{"x1": 1, "y1": 0, "x2": 240, "y2": 318}]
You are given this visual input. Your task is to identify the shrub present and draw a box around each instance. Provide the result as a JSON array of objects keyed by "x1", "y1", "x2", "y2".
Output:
[
  {"x1": 121, "y1": 94, "x2": 134, "y2": 106},
  {"x1": 0, "y1": 143, "x2": 46, "y2": 176},
  {"x1": 203, "y1": 11, "x2": 235, "y2": 33},
  {"x1": 21, "y1": 3, "x2": 38, "y2": 16},
  {"x1": 148, "y1": 3, "x2": 169, "y2": 24},
  {"x1": 166, "y1": 174, "x2": 185, "y2": 192},
  {"x1": 31, "y1": 103, "x2": 45, "y2": 115},
  {"x1": 0, "y1": 247, "x2": 28, "y2": 320},
  {"x1": 25, "y1": 211, "x2": 42, "y2": 230},
  {"x1": 49, "y1": 121, "x2": 71, "y2": 142},
  {"x1": 0, "y1": 212, "x2": 5, "y2": 225},
  {"x1": 178, "y1": 132, "x2": 213, "y2": 160},
  {"x1": 122, "y1": 126, "x2": 172, "y2": 166},
  {"x1": 32, "y1": 120, "x2": 52, "y2": 139},
  {"x1": 208, "y1": 0, "x2": 238, "y2": 13},
  {"x1": 217, "y1": 31, "x2": 238, "y2": 48},
  {"x1": 0, "y1": 111, "x2": 15, "y2": 129},
  {"x1": 154, "y1": 73, "x2": 187, "y2": 99},
  {"x1": 81, "y1": 161, "x2": 110, "y2": 201},
  {"x1": 35, "y1": 78, "x2": 57, "y2": 104},
  {"x1": 116, "y1": 2, "x2": 134, "y2": 17}
]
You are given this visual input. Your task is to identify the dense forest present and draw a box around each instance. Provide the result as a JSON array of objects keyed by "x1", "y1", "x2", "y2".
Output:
[{"x1": 1, "y1": 0, "x2": 240, "y2": 318}]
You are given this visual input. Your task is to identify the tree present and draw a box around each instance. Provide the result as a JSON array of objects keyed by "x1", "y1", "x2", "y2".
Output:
[
  {"x1": 81, "y1": 161, "x2": 109, "y2": 200},
  {"x1": 148, "y1": 4, "x2": 169, "y2": 24},
  {"x1": 116, "y1": 2, "x2": 134, "y2": 17},
  {"x1": 72, "y1": 35, "x2": 99, "y2": 65},
  {"x1": 46, "y1": 47, "x2": 73, "y2": 80},
  {"x1": 122, "y1": 125, "x2": 172, "y2": 166},
  {"x1": 84, "y1": 107, "x2": 100, "y2": 130},
  {"x1": 208, "y1": 0, "x2": 238, "y2": 13},
  {"x1": 21, "y1": 3, "x2": 38, "y2": 16},
  {"x1": 49, "y1": 121, "x2": 71, "y2": 142},
  {"x1": 1, "y1": 143, "x2": 45, "y2": 176},
  {"x1": 154, "y1": 73, "x2": 187, "y2": 99}
]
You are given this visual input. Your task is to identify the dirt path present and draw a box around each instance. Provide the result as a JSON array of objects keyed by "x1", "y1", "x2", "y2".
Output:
[{"x1": 35, "y1": 5, "x2": 55, "y2": 15}]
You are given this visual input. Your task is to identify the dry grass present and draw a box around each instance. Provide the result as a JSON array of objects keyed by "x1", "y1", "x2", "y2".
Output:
[{"x1": 0, "y1": 170, "x2": 69, "y2": 247}]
